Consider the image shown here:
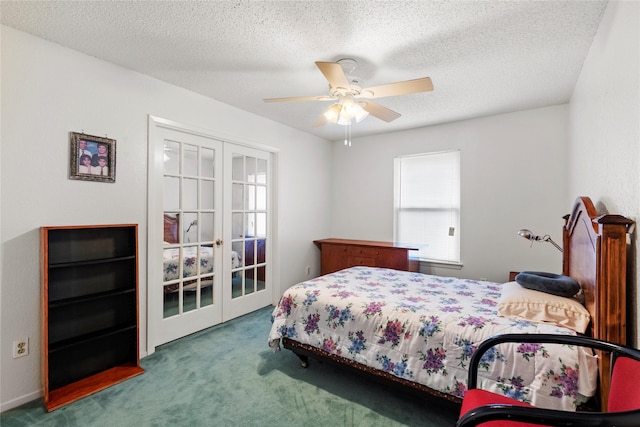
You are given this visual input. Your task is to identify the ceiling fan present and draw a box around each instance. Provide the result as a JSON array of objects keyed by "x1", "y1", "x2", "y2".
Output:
[{"x1": 263, "y1": 58, "x2": 434, "y2": 127}]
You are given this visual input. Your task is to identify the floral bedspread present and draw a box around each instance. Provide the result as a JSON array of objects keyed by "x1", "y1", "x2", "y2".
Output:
[
  {"x1": 163, "y1": 246, "x2": 214, "y2": 282},
  {"x1": 268, "y1": 267, "x2": 597, "y2": 411}
]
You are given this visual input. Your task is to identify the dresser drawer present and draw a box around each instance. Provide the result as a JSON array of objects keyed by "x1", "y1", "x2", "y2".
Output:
[
  {"x1": 347, "y1": 246, "x2": 380, "y2": 257},
  {"x1": 347, "y1": 256, "x2": 377, "y2": 267}
]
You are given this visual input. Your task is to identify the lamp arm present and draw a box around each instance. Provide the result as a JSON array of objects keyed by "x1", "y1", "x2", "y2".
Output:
[
  {"x1": 186, "y1": 220, "x2": 197, "y2": 232},
  {"x1": 541, "y1": 235, "x2": 563, "y2": 252}
]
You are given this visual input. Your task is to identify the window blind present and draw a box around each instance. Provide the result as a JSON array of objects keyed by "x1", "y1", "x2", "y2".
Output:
[{"x1": 394, "y1": 150, "x2": 460, "y2": 263}]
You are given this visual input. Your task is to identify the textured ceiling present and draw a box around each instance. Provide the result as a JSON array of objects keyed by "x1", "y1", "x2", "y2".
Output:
[{"x1": 1, "y1": 0, "x2": 608, "y2": 142}]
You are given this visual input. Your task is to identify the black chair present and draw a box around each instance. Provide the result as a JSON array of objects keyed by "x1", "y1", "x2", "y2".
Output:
[{"x1": 457, "y1": 333, "x2": 640, "y2": 427}]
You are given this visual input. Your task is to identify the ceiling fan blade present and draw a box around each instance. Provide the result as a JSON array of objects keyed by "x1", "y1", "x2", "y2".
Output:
[
  {"x1": 360, "y1": 101, "x2": 401, "y2": 122},
  {"x1": 315, "y1": 61, "x2": 350, "y2": 89},
  {"x1": 361, "y1": 77, "x2": 433, "y2": 99},
  {"x1": 312, "y1": 114, "x2": 327, "y2": 127},
  {"x1": 263, "y1": 95, "x2": 330, "y2": 103}
]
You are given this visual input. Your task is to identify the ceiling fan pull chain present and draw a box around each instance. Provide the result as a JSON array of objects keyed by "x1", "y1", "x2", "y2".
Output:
[{"x1": 344, "y1": 124, "x2": 352, "y2": 147}]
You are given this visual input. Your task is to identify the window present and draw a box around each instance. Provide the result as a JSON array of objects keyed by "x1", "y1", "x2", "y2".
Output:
[{"x1": 394, "y1": 150, "x2": 460, "y2": 263}]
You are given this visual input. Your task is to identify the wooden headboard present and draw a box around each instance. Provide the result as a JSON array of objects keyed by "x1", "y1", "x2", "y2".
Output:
[
  {"x1": 562, "y1": 196, "x2": 633, "y2": 343},
  {"x1": 562, "y1": 196, "x2": 633, "y2": 409}
]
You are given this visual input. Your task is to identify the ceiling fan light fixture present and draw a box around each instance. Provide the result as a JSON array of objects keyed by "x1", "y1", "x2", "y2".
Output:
[
  {"x1": 323, "y1": 101, "x2": 352, "y2": 125},
  {"x1": 323, "y1": 103, "x2": 342, "y2": 123},
  {"x1": 323, "y1": 95, "x2": 369, "y2": 126},
  {"x1": 339, "y1": 93, "x2": 355, "y2": 109},
  {"x1": 353, "y1": 102, "x2": 369, "y2": 123}
]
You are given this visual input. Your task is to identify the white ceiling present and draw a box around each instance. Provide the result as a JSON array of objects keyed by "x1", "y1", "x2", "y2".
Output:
[{"x1": 1, "y1": 0, "x2": 608, "y2": 142}]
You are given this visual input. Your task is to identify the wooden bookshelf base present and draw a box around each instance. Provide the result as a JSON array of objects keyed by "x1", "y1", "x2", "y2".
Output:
[{"x1": 45, "y1": 364, "x2": 144, "y2": 411}]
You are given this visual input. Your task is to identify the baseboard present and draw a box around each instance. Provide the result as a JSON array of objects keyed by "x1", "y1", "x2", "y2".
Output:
[{"x1": 0, "y1": 390, "x2": 41, "y2": 413}]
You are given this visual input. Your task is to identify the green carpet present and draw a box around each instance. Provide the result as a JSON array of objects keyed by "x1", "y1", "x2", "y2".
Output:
[{"x1": 1, "y1": 306, "x2": 460, "y2": 426}]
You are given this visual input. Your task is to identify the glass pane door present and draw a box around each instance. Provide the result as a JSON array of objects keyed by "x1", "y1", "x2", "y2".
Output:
[
  {"x1": 150, "y1": 123, "x2": 223, "y2": 346},
  {"x1": 224, "y1": 146, "x2": 271, "y2": 320}
]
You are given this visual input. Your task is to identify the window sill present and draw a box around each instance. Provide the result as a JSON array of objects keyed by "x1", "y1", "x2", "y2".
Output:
[{"x1": 418, "y1": 259, "x2": 463, "y2": 270}]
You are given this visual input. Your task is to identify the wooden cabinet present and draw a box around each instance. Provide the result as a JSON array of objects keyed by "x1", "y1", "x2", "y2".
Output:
[
  {"x1": 41, "y1": 224, "x2": 144, "y2": 411},
  {"x1": 314, "y1": 238, "x2": 421, "y2": 275}
]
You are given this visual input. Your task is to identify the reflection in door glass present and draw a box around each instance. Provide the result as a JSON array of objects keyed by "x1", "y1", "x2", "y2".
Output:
[
  {"x1": 200, "y1": 213, "x2": 214, "y2": 242},
  {"x1": 232, "y1": 183, "x2": 243, "y2": 210},
  {"x1": 163, "y1": 212, "x2": 179, "y2": 245},
  {"x1": 232, "y1": 270, "x2": 243, "y2": 299},
  {"x1": 183, "y1": 144, "x2": 198, "y2": 176},
  {"x1": 183, "y1": 212, "x2": 198, "y2": 244},
  {"x1": 232, "y1": 213, "x2": 243, "y2": 239},
  {"x1": 201, "y1": 180, "x2": 214, "y2": 209},
  {"x1": 232, "y1": 154, "x2": 243, "y2": 181},
  {"x1": 182, "y1": 283, "x2": 196, "y2": 313},
  {"x1": 245, "y1": 268, "x2": 255, "y2": 295},
  {"x1": 256, "y1": 213, "x2": 266, "y2": 237},
  {"x1": 246, "y1": 157, "x2": 256, "y2": 182},
  {"x1": 246, "y1": 185, "x2": 256, "y2": 210},
  {"x1": 183, "y1": 178, "x2": 198, "y2": 210},
  {"x1": 257, "y1": 186, "x2": 266, "y2": 211},
  {"x1": 163, "y1": 284, "x2": 179, "y2": 317},
  {"x1": 231, "y1": 241, "x2": 244, "y2": 267},
  {"x1": 245, "y1": 213, "x2": 255, "y2": 238},
  {"x1": 201, "y1": 245, "x2": 214, "y2": 275},
  {"x1": 201, "y1": 147, "x2": 214, "y2": 178},
  {"x1": 257, "y1": 159, "x2": 267, "y2": 184},
  {"x1": 245, "y1": 239, "x2": 255, "y2": 267},
  {"x1": 257, "y1": 266, "x2": 266, "y2": 291},
  {"x1": 182, "y1": 245, "x2": 198, "y2": 279},
  {"x1": 201, "y1": 277, "x2": 213, "y2": 307},
  {"x1": 163, "y1": 141, "x2": 180, "y2": 175},
  {"x1": 162, "y1": 245, "x2": 180, "y2": 318},
  {"x1": 257, "y1": 239, "x2": 266, "y2": 263},
  {"x1": 163, "y1": 177, "x2": 180, "y2": 211}
]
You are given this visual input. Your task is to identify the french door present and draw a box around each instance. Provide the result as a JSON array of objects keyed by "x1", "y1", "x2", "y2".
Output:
[
  {"x1": 223, "y1": 144, "x2": 272, "y2": 319},
  {"x1": 148, "y1": 117, "x2": 272, "y2": 349}
]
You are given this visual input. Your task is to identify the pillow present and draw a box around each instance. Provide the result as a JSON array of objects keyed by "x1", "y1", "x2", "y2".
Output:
[
  {"x1": 498, "y1": 281, "x2": 591, "y2": 333},
  {"x1": 515, "y1": 271, "x2": 580, "y2": 298}
]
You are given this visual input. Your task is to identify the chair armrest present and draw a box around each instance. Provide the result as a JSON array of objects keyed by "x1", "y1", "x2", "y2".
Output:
[{"x1": 457, "y1": 404, "x2": 640, "y2": 427}]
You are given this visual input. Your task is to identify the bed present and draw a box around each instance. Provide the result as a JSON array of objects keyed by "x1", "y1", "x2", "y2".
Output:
[{"x1": 268, "y1": 197, "x2": 633, "y2": 411}]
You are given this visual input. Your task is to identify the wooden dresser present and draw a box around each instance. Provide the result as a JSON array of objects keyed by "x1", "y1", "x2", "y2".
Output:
[{"x1": 314, "y1": 238, "x2": 421, "y2": 275}]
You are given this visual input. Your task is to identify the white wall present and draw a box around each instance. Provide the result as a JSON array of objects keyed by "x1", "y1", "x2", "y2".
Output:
[
  {"x1": 0, "y1": 26, "x2": 332, "y2": 411},
  {"x1": 569, "y1": 0, "x2": 640, "y2": 346},
  {"x1": 330, "y1": 105, "x2": 569, "y2": 282}
]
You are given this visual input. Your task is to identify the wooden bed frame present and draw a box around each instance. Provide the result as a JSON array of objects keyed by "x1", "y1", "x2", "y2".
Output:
[{"x1": 282, "y1": 196, "x2": 634, "y2": 408}]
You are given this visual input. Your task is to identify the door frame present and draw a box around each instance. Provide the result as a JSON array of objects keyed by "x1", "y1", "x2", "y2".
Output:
[{"x1": 146, "y1": 115, "x2": 280, "y2": 356}]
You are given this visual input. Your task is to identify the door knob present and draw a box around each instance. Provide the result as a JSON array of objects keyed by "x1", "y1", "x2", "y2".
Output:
[{"x1": 215, "y1": 239, "x2": 223, "y2": 247}]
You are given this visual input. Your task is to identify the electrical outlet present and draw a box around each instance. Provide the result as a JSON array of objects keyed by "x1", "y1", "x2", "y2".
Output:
[
  {"x1": 13, "y1": 338, "x2": 29, "y2": 359},
  {"x1": 305, "y1": 266, "x2": 311, "y2": 275}
]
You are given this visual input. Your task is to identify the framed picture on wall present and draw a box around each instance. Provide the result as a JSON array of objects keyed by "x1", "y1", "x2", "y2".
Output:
[{"x1": 69, "y1": 132, "x2": 116, "y2": 183}]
